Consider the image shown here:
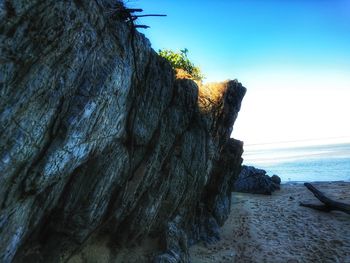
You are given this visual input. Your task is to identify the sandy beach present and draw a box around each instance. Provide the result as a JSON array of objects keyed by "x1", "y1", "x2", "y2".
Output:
[{"x1": 190, "y1": 182, "x2": 350, "y2": 263}]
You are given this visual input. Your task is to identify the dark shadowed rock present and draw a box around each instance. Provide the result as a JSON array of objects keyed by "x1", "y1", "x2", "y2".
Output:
[
  {"x1": 0, "y1": 1, "x2": 245, "y2": 262},
  {"x1": 234, "y1": 166, "x2": 281, "y2": 195},
  {"x1": 271, "y1": 174, "x2": 282, "y2": 185}
]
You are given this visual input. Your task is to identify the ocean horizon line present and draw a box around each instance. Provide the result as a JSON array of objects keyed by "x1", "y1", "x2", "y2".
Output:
[{"x1": 242, "y1": 136, "x2": 350, "y2": 151}]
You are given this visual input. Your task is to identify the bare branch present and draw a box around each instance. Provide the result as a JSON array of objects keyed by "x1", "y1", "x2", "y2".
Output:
[
  {"x1": 133, "y1": 14, "x2": 167, "y2": 18},
  {"x1": 134, "y1": 25, "x2": 150, "y2": 29},
  {"x1": 300, "y1": 183, "x2": 350, "y2": 215}
]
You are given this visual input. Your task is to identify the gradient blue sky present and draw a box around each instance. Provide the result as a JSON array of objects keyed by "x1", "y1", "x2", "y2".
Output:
[{"x1": 134, "y1": 0, "x2": 350, "y2": 145}]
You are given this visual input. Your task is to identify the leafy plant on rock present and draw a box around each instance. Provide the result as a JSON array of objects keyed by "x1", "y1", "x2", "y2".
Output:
[{"x1": 158, "y1": 48, "x2": 204, "y2": 81}]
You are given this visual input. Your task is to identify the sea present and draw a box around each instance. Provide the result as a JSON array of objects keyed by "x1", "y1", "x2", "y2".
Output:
[{"x1": 242, "y1": 141, "x2": 350, "y2": 183}]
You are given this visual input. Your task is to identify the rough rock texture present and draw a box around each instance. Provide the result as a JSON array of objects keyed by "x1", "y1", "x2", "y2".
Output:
[
  {"x1": 0, "y1": 1, "x2": 245, "y2": 262},
  {"x1": 234, "y1": 166, "x2": 281, "y2": 195}
]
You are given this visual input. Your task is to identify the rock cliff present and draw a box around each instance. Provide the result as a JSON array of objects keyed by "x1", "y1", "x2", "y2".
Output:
[{"x1": 0, "y1": 1, "x2": 246, "y2": 262}]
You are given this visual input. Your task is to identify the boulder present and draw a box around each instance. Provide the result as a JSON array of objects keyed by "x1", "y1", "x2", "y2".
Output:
[
  {"x1": 271, "y1": 174, "x2": 282, "y2": 185},
  {"x1": 234, "y1": 166, "x2": 281, "y2": 195}
]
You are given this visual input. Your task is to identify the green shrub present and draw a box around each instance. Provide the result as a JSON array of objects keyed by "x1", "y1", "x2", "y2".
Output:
[{"x1": 158, "y1": 48, "x2": 204, "y2": 81}]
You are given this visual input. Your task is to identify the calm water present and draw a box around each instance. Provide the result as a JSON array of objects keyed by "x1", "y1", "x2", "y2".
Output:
[{"x1": 243, "y1": 142, "x2": 350, "y2": 182}]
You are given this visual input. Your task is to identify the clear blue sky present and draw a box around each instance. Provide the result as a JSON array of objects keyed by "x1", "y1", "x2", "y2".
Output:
[{"x1": 134, "y1": 0, "x2": 350, "y2": 145}]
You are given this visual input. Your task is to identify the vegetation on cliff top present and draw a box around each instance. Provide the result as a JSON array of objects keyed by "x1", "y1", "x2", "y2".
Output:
[
  {"x1": 158, "y1": 49, "x2": 230, "y2": 112},
  {"x1": 158, "y1": 49, "x2": 204, "y2": 81}
]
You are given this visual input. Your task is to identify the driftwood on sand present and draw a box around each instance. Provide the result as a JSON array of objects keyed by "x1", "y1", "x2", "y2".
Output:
[{"x1": 300, "y1": 183, "x2": 350, "y2": 215}]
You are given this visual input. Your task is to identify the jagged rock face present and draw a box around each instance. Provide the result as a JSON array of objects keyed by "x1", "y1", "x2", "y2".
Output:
[{"x1": 0, "y1": 1, "x2": 246, "y2": 262}]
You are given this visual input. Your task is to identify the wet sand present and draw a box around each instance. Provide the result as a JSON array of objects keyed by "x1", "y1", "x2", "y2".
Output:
[{"x1": 190, "y1": 182, "x2": 350, "y2": 263}]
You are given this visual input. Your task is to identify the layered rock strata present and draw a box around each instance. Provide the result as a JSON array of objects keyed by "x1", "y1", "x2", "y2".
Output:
[{"x1": 0, "y1": 1, "x2": 246, "y2": 262}]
